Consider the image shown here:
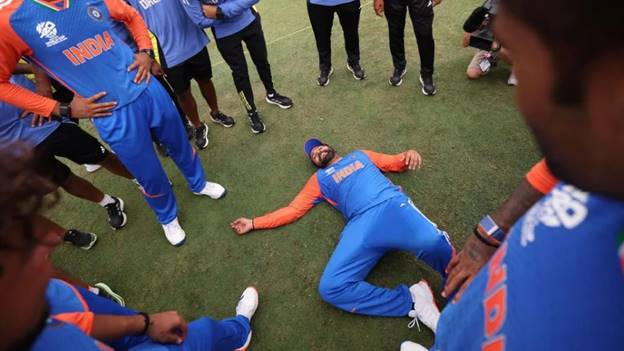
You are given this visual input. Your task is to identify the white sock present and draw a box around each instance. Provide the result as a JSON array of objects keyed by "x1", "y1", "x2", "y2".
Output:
[
  {"x1": 88, "y1": 286, "x2": 99, "y2": 294},
  {"x1": 98, "y1": 194, "x2": 115, "y2": 207}
]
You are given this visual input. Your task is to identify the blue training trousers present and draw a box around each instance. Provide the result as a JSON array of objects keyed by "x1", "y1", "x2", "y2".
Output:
[
  {"x1": 93, "y1": 80, "x2": 206, "y2": 224},
  {"x1": 318, "y1": 195, "x2": 453, "y2": 317},
  {"x1": 78, "y1": 287, "x2": 250, "y2": 351}
]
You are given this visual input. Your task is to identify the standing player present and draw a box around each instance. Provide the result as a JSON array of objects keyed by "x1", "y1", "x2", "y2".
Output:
[
  {"x1": 182, "y1": 0, "x2": 293, "y2": 134},
  {"x1": 403, "y1": 0, "x2": 624, "y2": 349},
  {"x1": 125, "y1": 0, "x2": 234, "y2": 149},
  {"x1": 231, "y1": 139, "x2": 453, "y2": 320},
  {"x1": 306, "y1": 0, "x2": 366, "y2": 86},
  {"x1": 0, "y1": 0, "x2": 226, "y2": 246},
  {"x1": 374, "y1": 0, "x2": 440, "y2": 95}
]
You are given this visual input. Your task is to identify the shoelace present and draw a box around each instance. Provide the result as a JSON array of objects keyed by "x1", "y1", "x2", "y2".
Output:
[{"x1": 407, "y1": 310, "x2": 421, "y2": 331}]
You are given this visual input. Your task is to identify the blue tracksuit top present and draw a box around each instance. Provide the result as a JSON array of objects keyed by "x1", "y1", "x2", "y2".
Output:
[{"x1": 181, "y1": 0, "x2": 258, "y2": 39}]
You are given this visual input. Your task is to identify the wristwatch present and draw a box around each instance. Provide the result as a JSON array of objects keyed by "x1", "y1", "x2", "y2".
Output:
[
  {"x1": 138, "y1": 49, "x2": 155, "y2": 60},
  {"x1": 59, "y1": 102, "x2": 71, "y2": 118},
  {"x1": 476, "y1": 215, "x2": 507, "y2": 242}
]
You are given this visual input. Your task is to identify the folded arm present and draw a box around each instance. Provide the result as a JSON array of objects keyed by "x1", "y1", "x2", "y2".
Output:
[
  {"x1": 179, "y1": 0, "x2": 220, "y2": 28},
  {"x1": 218, "y1": 0, "x2": 259, "y2": 18}
]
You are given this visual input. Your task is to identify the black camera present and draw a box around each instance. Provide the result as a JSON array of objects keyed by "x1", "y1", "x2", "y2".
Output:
[{"x1": 463, "y1": 0, "x2": 497, "y2": 51}]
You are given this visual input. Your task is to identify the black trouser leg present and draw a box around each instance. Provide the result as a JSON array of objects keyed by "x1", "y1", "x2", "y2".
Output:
[
  {"x1": 156, "y1": 74, "x2": 188, "y2": 125},
  {"x1": 243, "y1": 17, "x2": 275, "y2": 95},
  {"x1": 408, "y1": 3, "x2": 435, "y2": 76},
  {"x1": 336, "y1": 0, "x2": 361, "y2": 66},
  {"x1": 384, "y1": 0, "x2": 408, "y2": 70},
  {"x1": 216, "y1": 33, "x2": 256, "y2": 114},
  {"x1": 307, "y1": 1, "x2": 335, "y2": 71}
]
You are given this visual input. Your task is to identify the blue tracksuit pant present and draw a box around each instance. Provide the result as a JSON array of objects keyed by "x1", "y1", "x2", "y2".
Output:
[
  {"x1": 93, "y1": 80, "x2": 206, "y2": 225},
  {"x1": 318, "y1": 195, "x2": 453, "y2": 317},
  {"x1": 78, "y1": 287, "x2": 250, "y2": 351}
]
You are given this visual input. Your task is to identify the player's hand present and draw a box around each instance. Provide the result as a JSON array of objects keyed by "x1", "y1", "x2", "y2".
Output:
[
  {"x1": 19, "y1": 110, "x2": 48, "y2": 127},
  {"x1": 147, "y1": 311, "x2": 188, "y2": 345},
  {"x1": 202, "y1": 5, "x2": 218, "y2": 19},
  {"x1": 128, "y1": 52, "x2": 153, "y2": 84},
  {"x1": 230, "y1": 218, "x2": 254, "y2": 235},
  {"x1": 403, "y1": 150, "x2": 422, "y2": 170},
  {"x1": 432, "y1": 0, "x2": 442, "y2": 7},
  {"x1": 373, "y1": 0, "x2": 384, "y2": 17},
  {"x1": 442, "y1": 234, "x2": 498, "y2": 302},
  {"x1": 69, "y1": 92, "x2": 117, "y2": 118},
  {"x1": 151, "y1": 61, "x2": 165, "y2": 77}
]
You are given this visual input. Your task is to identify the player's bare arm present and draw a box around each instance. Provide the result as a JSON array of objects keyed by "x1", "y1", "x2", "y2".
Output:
[
  {"x1": 91, "y1": 311, "x2": 188, "y2": 345},
  {"x1": 442, "y1": 178, "x2": 545, "y2": 301}
]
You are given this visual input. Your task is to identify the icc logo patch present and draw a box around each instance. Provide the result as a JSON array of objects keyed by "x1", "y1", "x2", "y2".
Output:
[
  {"x1": 36, "y1": 21, "x2": 68, "y2": 47},
  {"x1": 87, "y1": 6, "x2": 103, "y2": 21}
]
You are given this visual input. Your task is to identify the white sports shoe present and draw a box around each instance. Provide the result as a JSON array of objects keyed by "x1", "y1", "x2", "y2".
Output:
[
  {"x1": 507, "y1": 72, "x2": 518, "y2": 86},
  {"x1": 161, "y1": 217, "x2": 186, "y2": 246},
  {"x1": 84, "y1": 164, "x2": 102, "y2": 173},
  {"x1": 400, "y1": 341, "x2": 429, "y2": 351},
  {"x1": 193, "y1": 181, "x2": 226, "y2": 199},
  {"x1": 408, "y1": 280, "x2": 441, "y2": 333},
  {"x1": 234, "y1": 287, "x2": 259, "y2": 351}
]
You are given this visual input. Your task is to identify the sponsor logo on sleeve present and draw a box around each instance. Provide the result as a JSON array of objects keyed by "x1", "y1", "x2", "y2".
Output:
[{"x1": 36, "y1": 21, "x2": 68, "y2": 47}]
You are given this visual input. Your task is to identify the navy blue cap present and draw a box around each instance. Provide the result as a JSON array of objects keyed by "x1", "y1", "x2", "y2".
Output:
[{"x1": 304, "y1": 138, "x2": 323, "y2": 159}]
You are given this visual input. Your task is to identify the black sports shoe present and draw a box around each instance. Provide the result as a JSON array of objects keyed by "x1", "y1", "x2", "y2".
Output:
[
  {"x1": 347, "y1": 63, "x2": 366, "y2": 80},
  {"x1": 389, "y1": 66, "x2": 407, "y2": 86},
  {"x1": 248, "y1": 111, "x2": 266, "y2": 134},
  {"x1": 317, "y1": 67, "x2": 334, "y2": 87},
  {"x1": 265, "y1": 91, "x2": 293, "y2": 109},
  {"x1": 419, "y1": 74, "x2": 437, "y2": 96},
  {"x1": 105, "y1": 197, "x2": 127, "y2": 230},
  {"x1": 195, "y1": 122, "x2": 209, "y2": 149},
  {"x1": 64, "y1": 229, "x2": 97, "y2": 250},
  {"x1": 210, "y1": 111, "x2": 235, "y2": 128},
  {"x1": 94, "y1": 282, "x2": 126, "y2": 306}
]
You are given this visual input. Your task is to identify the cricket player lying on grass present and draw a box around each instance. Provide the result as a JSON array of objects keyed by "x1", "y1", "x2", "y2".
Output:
[{"x1": 231, "y1": 138, "x2": 454, "y2": 330}]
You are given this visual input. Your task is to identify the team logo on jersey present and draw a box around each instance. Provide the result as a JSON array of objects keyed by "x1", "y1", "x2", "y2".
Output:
[
  {"x1": 36, "y1": 21, "x2": 68, "y2": 47},
  {"x1": 520, "y1": 185, "x2": 589, "y2": 247},
  {"x1": 0, "y1": 0, "x2": 13, "y2": 10},
  {"x1": 87, "y1": 6, "x2": 104, "y2": 22}
]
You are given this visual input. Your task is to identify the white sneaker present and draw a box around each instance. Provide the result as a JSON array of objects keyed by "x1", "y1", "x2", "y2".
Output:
[
  {"x1": 161, "y1": 217, "x2": 186, "y2": 246},
  {"x1": 408, "y1": 280, "x2": 440, "y2": 333},
  {"x1": 234, "y1": 287, "x2": 258, "y2": 351},
  {"x1": 193, "y1": 181, "x2": 226, "y2": 199},
  {"x1": 84, "y1": 164, "x2": 102, "y2": 173},
  {"x1": 507, "y1": 72, "x2": 518, "y2": 86},
  {"x1": 400, "y1": 341, "x2": 428, "y2": 351}
]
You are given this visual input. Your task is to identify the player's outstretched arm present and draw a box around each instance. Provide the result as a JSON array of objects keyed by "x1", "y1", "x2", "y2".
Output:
[
  {"x1": 363, "y1": 149, "x2": 422, "y2": 173},
  {"x1": 231, "y1": 175, "x2": 322, "y2": 235}
]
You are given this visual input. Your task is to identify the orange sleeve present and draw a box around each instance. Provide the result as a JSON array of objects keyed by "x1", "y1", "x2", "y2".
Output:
[
  {"x1": 526, "y1": 159, "x2": 559, "y2": 194},
  {"x1": 362, "y1": 150, "x2": 408, "y2": 172},
  {"x1": 104, "y1": 0, "x2": 152, "y2": 50},
  {"x1": 253, "y1": 175, "x2": 322, "y2": 229},
  {"x1": 53, "y1": 312, "x2": 95, "y2": 335},
  {"x1": 0, "y1": 2, "x2": 57, "y2": 116}
]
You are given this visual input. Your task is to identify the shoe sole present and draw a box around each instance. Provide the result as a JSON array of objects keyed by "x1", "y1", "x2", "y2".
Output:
[
  {"x1": 346, "y1": 64, "x2": 366, "y2": 80},
  {"x1": 94, "y1": 282, "x2": 126, "y2": 307},
  {"x1": 317, "y1": 67, "x2": 334, "y2": 87},
  {"x1": 209, "y1": 115, "x2": 235, "y2": 128},
  {"x1": 111, "y1": 198, "x2": 128, "y2": 231},
  {"x1": 389, "y1": 68, "x2": 407, "y2": 87},
  {"x1": 81, "y1": 233, "x2": 98, "y2": 250},
  {"x1": 264, "y1": 96, "x2": 293, "y2": 109},
  {"x1": 419, "y1": 75, "x2": 437, "y2": 96},
  {"x1": 250, "y1": 124, "x2": 266, "y2": 134},
  {"x1": 172, "y1": 237, "x2": 186, "y2": 247}
]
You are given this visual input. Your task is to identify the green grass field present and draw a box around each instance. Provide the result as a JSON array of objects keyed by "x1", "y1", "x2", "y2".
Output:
[{"x1": 50, "y1": 0, "x2": 540, "y2": 349}]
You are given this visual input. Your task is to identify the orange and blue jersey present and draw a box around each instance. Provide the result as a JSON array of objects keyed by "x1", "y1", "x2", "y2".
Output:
[
  {"x1": 254, "y1": 150, "x2": 409, "y2": 229},
  {"x1": 0, "y1": 0, "x2": 152, "y2": 117},
  {"x1": 434, "y1": 183, "x2": 624, "y2": 350}
]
